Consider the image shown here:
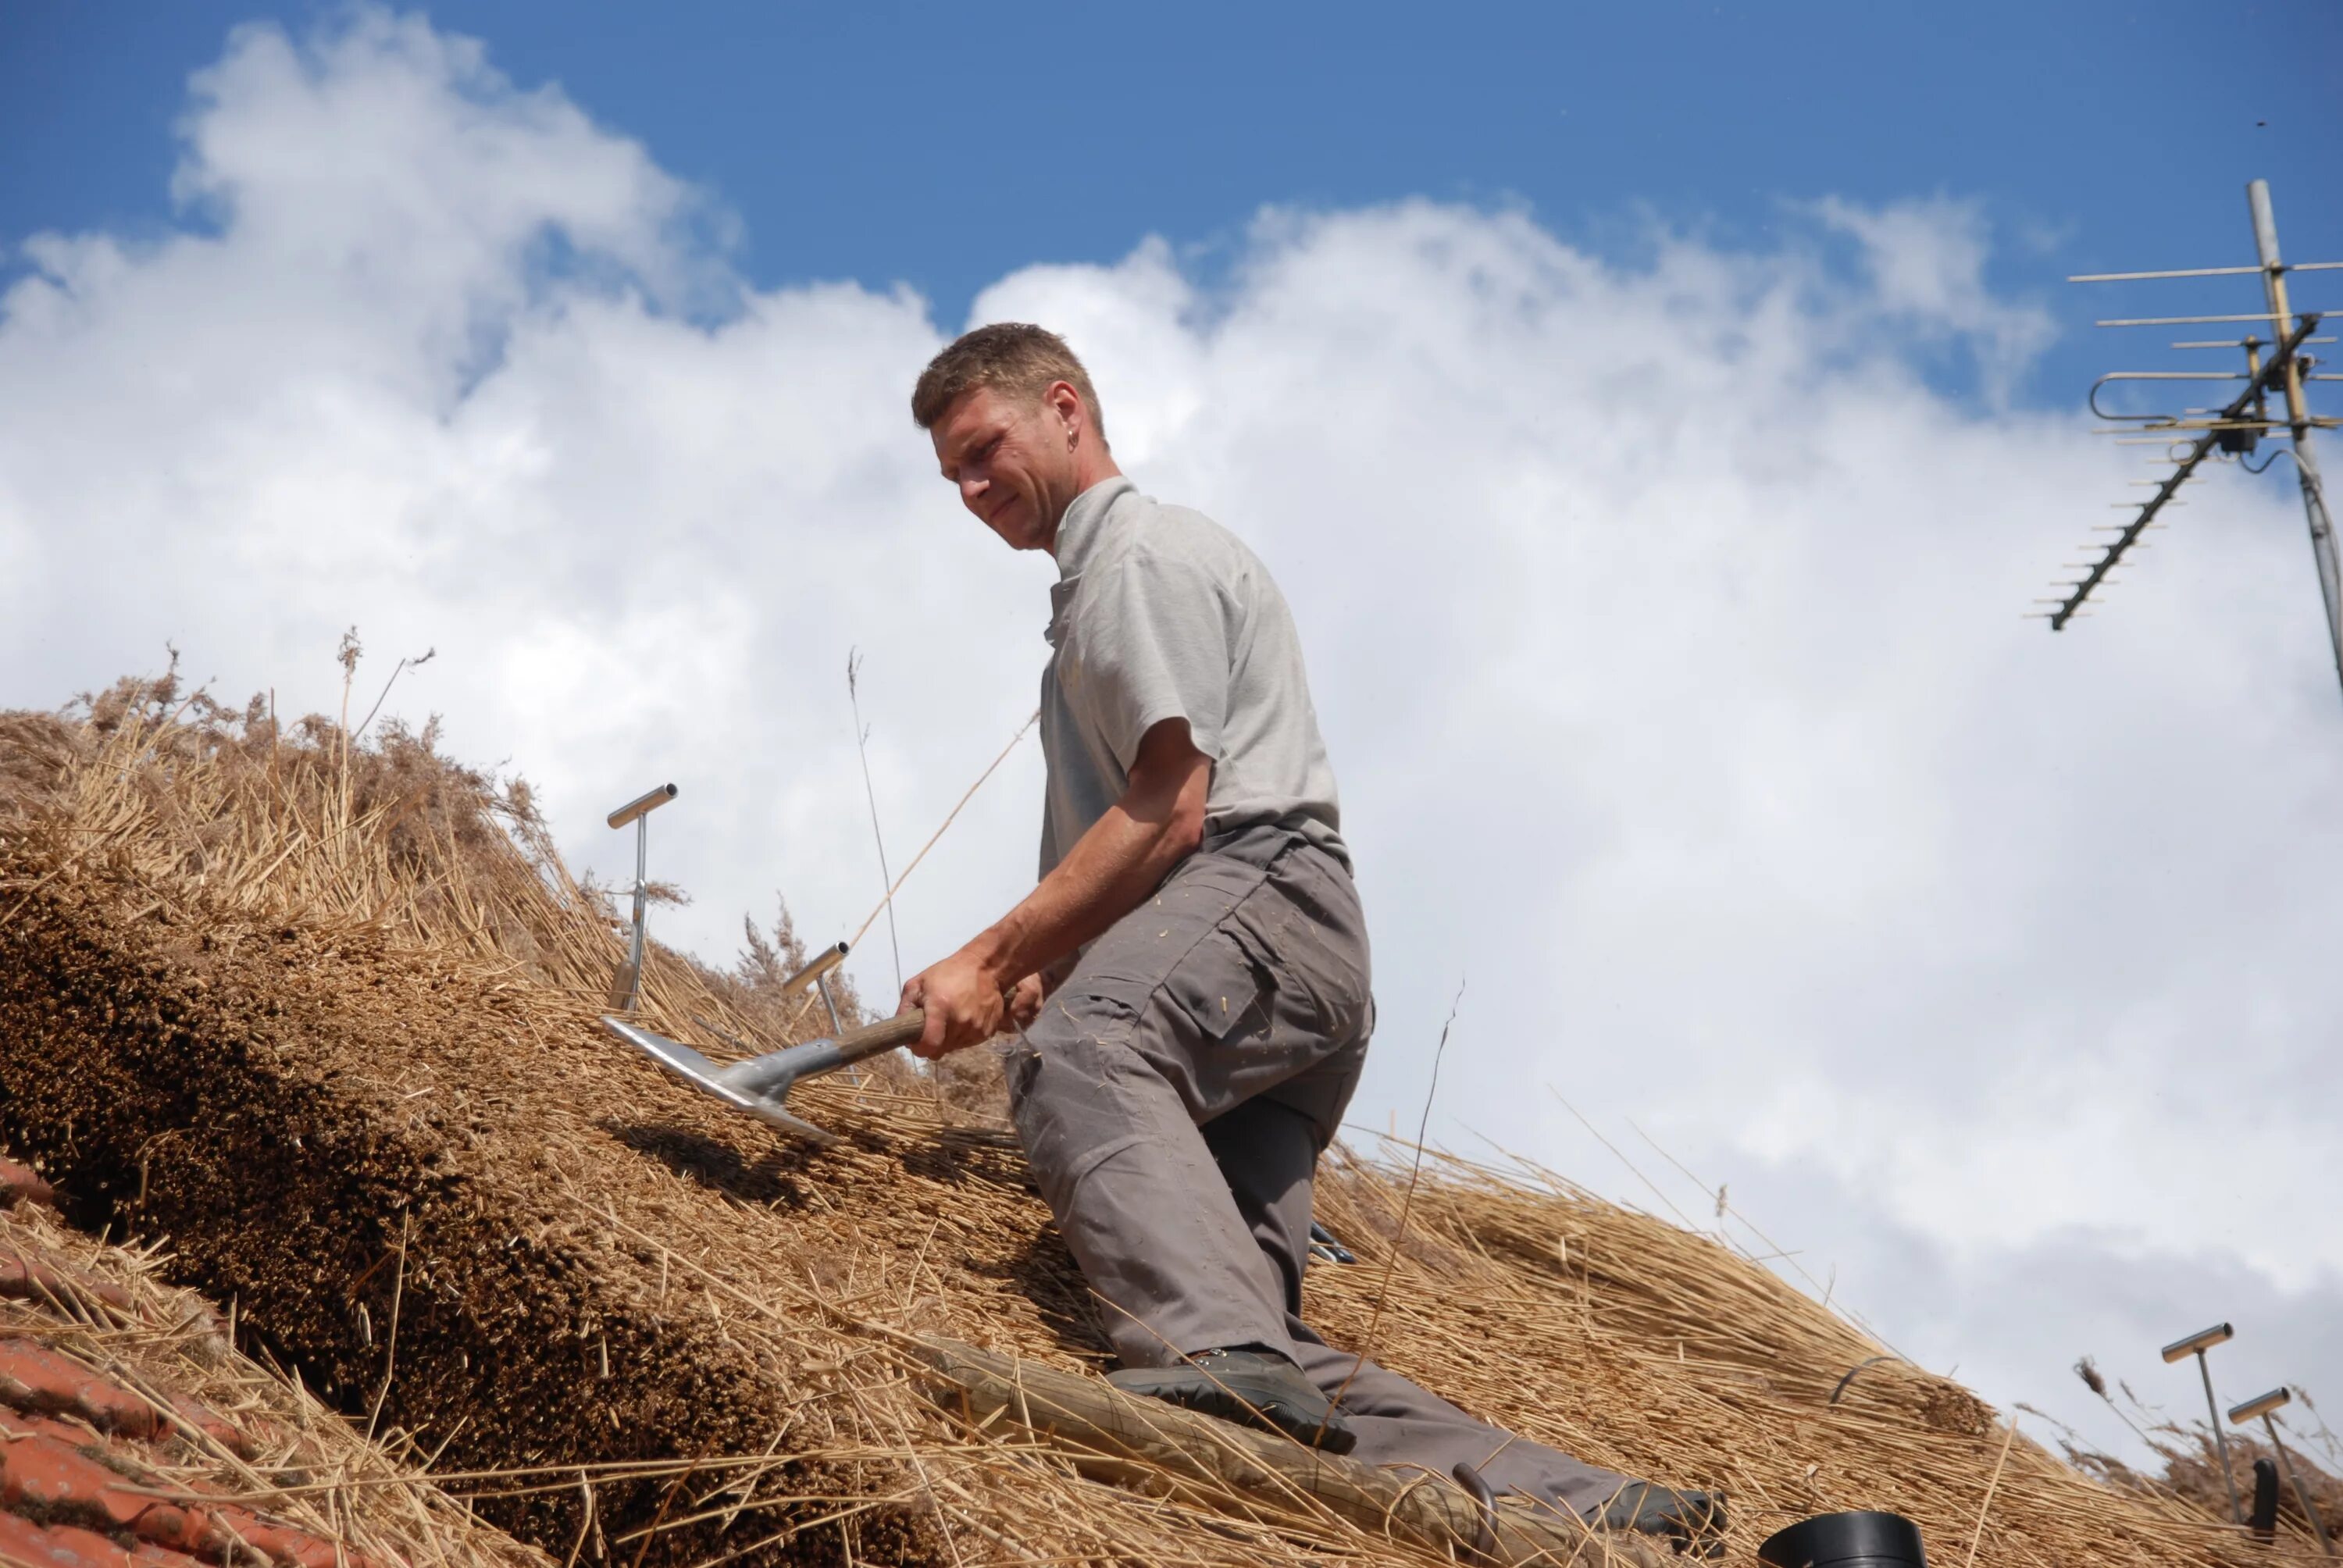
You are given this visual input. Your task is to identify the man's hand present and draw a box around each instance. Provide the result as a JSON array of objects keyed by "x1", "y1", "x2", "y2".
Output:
[
  {"x1": 1005, "y1": 971, "x2": 1047, "y2": 1029},
  {"x1": 897, "y1": 965, "x2": 1048, "y2": 1060},
  {"x1": 900, "y1": 950, "x2": 1008, "y2": 1060}
]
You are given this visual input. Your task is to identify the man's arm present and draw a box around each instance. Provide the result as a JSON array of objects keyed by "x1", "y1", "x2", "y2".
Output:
[{"x1": 899, "y1": 718, "x2": 1211, "y2": 1058}]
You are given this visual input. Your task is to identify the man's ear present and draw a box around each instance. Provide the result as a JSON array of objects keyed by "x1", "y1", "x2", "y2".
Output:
[{"x1": 1044, "y1": 380, "x2": 1084, "y2": 434}]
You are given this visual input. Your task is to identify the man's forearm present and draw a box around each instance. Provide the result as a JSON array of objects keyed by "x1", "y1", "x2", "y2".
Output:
[
  {"x1": 898, "y1": 720, "x2": 1209, "y2": 1058},
  {"x1": 964, "y1": 791, "x2": 1198, "y2": 992}
]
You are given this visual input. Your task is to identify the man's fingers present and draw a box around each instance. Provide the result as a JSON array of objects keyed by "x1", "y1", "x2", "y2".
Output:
[
  {"x1": 917, "y1": 1005, "x2": 949, "y2": 1060},
  {"x1": 894, "y1": 962, "x2": 1022, "y2": 1060}
]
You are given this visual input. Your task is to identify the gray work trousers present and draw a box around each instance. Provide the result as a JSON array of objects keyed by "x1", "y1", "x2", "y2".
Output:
[{"x1": 1010, "y1": 827, "x2": 1630, "y2": 1519}]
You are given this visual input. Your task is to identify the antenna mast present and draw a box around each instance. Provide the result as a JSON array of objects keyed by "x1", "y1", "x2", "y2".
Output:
[{"x1": 2047, "y1": 180, "x2": 2341, "y2": 697}]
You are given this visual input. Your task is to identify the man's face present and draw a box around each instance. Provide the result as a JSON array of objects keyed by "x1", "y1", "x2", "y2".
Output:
[{"x1": 931, "y1": 383, "x2": 1079, "y2": 554}]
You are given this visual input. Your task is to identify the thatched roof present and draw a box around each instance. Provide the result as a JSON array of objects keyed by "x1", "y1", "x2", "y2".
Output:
[
  {"x1": 0, "y1": 1150, "x2": 546, "y2": 1568},
  {"x1": 0, "y1": 674, "x2": 2307, "y2": 1566}
]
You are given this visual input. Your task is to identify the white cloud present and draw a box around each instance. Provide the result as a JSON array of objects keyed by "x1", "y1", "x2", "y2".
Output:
[
  {"x1": 1808, "y1": 194, "x2": 2055, "y2": 399},
  {"x1": 5, "y1": 8, "x2": 2336, "y2": 1470}
]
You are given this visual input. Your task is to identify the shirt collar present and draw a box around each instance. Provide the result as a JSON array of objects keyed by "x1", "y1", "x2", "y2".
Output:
[{"x1": 1050, "y1": 476, "x2": 1136, "y2": 583}]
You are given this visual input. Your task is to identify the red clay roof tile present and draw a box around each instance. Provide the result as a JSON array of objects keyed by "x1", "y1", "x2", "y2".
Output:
[
  {"x1": 0, "y1": 1339, "x2": 161, "y2": 1443},
  {"x1": 0, "y1": 1161, "x2": 56, "y2": 1212}
]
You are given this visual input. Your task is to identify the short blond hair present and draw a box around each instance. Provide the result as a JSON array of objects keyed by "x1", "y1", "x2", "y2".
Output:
[{"x1": 911, "y1": 323, "x2": 1107, "y2": 444}]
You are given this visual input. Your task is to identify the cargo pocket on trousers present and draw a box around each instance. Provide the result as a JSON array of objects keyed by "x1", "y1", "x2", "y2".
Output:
[
  {"x1": 1161, "y1": 929, "x2": 1269, "y2": 1046},
  {"x1": 1065, "y1": 856, "x2": 1270, "y2": 1019},
  {"x1": 1228, "y1": 890, "x2": 1368, "y2": 1042}
]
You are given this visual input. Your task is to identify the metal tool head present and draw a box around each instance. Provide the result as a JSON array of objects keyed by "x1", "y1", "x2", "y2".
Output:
[
  {"x1": 2162, "y1": 1322, "x2": 2234, "y2": 1362},
  {"x1": 601, "y1": 1016, "x2": 842, "y2": 1146},
  {"x1": 607, "y1": 782, "x2": 678, "y2": 830},
  {"x1": 603, "y1": 1007, "x2": 925, "y2": 1148},
  {"x1": 2230, "y1": 1387, "x2": 2292, "y2": 1425}
]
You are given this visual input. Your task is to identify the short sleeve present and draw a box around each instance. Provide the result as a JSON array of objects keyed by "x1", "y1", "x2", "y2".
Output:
[{"x1": 1071, "y1": 555, "x2": 1230, "y2": 774}]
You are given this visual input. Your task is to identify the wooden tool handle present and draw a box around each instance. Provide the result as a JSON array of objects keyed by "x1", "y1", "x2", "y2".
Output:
[{"x1": 833, "y1": 1009, "x2": 929, "y2": 1065}]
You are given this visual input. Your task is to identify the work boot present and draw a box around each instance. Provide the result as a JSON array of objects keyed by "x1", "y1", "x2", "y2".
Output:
[
  {"x1": 1107, "y1": 1347, "x2": 1357, "y2": 1454},
  {"x1": 1593, "y1": 1482, "x2": 1728, "y2": 1559}
]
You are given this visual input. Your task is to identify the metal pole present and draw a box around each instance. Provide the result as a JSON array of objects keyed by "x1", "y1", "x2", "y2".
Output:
[
  {"x1": 620, "y1": 814, "x2": 650, "y2": 1011},
  {"x1": 814, "y1": 971, "x2": 864, "y2": 1085},
  {"x1": 2263, "y1": 1413, "x2": 2338, "y2": 1557},
  {"x1": 604, "y1": 782, "x2": 676, "y2": 1014},
  {"x1": 2199, "y1": 1349, "x2": 2246, "y2": 1525},
  {"x1": 2249, "y1": 179, "x2": 2343, "y2": 699}
]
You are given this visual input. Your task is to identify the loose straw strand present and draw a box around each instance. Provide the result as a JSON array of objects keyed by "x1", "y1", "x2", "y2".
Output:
[
  {"x1": 848, "y1": 708, "x2": 1038, "y2": 952},
  {"x1": 1962, "y1": 1413, "x2": 2020, "y2": 1568}
]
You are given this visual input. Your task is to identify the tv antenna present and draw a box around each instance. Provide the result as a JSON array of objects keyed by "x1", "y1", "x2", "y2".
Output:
[{"x1": 2045, "y1": 180, "x2": 2341, "y2": 697}]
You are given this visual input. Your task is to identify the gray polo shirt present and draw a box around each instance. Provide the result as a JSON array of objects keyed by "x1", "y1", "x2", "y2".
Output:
[{"x1": 1037, "y1": 476, "x2": 1348, "y2": 877}]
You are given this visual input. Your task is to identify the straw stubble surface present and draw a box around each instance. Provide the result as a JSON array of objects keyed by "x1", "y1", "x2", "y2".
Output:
[{"x1": 0, "y1": 682, "x2": 2291, "y2": 1566}]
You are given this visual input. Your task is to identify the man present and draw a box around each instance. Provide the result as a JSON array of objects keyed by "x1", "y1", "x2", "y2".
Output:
[{"x1": 898, "y1": 323, "x2": 1721, "y2": 1556}]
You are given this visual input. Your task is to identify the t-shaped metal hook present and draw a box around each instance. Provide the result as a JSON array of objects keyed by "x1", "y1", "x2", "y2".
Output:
[{"x1": 605, "y1": 782, "x2": 677, "y2": 1011}]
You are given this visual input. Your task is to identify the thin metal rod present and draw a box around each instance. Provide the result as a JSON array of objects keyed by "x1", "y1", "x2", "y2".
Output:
[
  {"x1": 2099, "y1": 419, "x2": 2340, "y2": 437},
  {"x1": 2170, "y1": 337, "x2": 2332, "y2": 349},
  {"x1": 811, "y1": 972, "x2": 860, "y2": 1085},
  {"x1": 2261, "y1": 1414, "x2": 2337, "y2": 1556},
  {"x1": 2070, "y1": 264, "x2": 2272, "y2": 281},
  {"x1": 620, "y1": 815, "x2": 649, "y2": 1011},
  {"x1": 2095, "y1": 421, "x2": 2298, "y2": 435},
  {"x1": 2098, "y1": 312, "x2": 2327, "y2": 326},
  {"x1": 2199, "y1": 1350, "x2": 2245, "y2": 1525},
  {"x1": 2250, "y1": 179, "x2": 2343, "y2": 700}
]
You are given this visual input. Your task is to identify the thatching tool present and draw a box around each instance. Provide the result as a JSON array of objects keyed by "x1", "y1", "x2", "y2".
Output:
[
  {"x1": 2227, "y1": 1387, "x2": 2337, "y2": 1557},
  {"x1": 593, "y1": 765, "x2": 910, "y2": 1139},
  {"x1": 786, "y1": 939, "x2": 852, "y2": 1035},
  {"x1": 601, "y1": 1009, "x2": 928, "y2": 1146},
  {"x1": 604, "y1": 782, "x2": 677, "y2": 1011},
  {"x1": 2163, "y1": 1321, "x2": 2243, "y2": 1523}
]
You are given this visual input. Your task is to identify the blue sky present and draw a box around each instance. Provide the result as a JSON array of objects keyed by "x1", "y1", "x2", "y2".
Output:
[
  {"x1": 5, "y1": 0, "x2": 2343, "y2": 1476},
  {"x1": 8, "y1": 0, "x2": 2339, "y2": 411}
]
